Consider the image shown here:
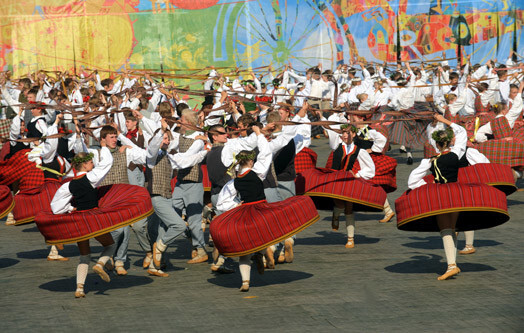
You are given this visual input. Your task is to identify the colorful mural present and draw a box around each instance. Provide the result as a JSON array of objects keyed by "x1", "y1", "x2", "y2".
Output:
[{"x1": 0, "y1": 1, "x2": 522, "y2": 78}]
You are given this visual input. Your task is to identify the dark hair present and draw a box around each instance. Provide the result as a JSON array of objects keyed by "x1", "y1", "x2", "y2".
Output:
[
  {"x1": 432, "y1": 127, "x2": 454, "y2": 149},
  {"x1": 449, "y1": 72, "x2": 459, "y2": 81},
  {"x1": 100, "y1": 125, "x2": 117, "y2": 140},
  {"x1": 207, "y1": 124, "x2": 224, "y2": 143},
  {"x1": 176, "y1": 103, "x2": 189, "y2": 118},
  {"x1": 27, "y1": 88, "x2": 39, "y2": 96},
  {"x1": 237, "y1": 114, "x2": 256, "y2": 127},
  {"x1": 100, "y1": 78, "x2": 113, "y2": 88}
]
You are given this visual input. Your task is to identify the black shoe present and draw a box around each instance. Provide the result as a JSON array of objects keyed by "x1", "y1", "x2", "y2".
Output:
[
  {"x1": 216, "y1": 266, "x2": 235, "y2": 274},
  {"x1": 208, "y1": 240, "x2": 214, "y2": 247},
  {"x1": 399, "y1": 146, "x2": 407, "y2": 154},
  {"x1": 407, "y1": 156, "x2": 413, "y2": 165},
  {"x1": 331, "y1": 213, "x2": 340, "y2": 231}
]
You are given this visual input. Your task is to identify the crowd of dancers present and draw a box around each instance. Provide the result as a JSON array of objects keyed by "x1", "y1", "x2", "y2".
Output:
[{"x1": 0, "y1": 52, "x2": 523, "y2": 297}]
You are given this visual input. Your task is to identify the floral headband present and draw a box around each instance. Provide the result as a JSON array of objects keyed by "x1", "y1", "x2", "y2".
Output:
[{"x1": 72, "y1": 153, "x2": 94, "y2": 165}]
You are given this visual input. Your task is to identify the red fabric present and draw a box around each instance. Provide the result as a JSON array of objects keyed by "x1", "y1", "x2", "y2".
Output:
[
  {"x1": 422, "y1": 163, "x2": 516, "y2": 196},
  {"x1": 294, "y1": 147, "x2": 317, "y2": 174},
  {"x1": 295, "y1": 168, "x2": 387, "y2": 212},
  {"x1": 395, "y1": 183, "x2": 509, "y2": 232},
  {"x1": 125, "y1": 128, "x2": 139, "y2": 140},
  {"x1": 35, "y1": 184, "x2": 153, "y2": 245},
  {"x1": 423, "y1": 142, "x2": 438, "y2": 158},
  {"x1": 12, "y1": 180, "x2": 62, "y2": 225},
  {"x1": 0, "y1": 185, "x2": 14, "y2": 219},
  {"x1": 325, "y1": 151, "x2": 334, "y2": 169},
  {"x1": 210, "y1": 196, "x2": 319, "y2": 257},
  {"x1": 0, "y1": 141, "x2": 10, "y2": 161},
  {"x1": 491, "y1": 116, "x2": 513, "y2": 139},
  {"x1": 475, "y1": 140, "x2": 524, "y2": 168},
  {"x1": 201, "y1": 164, "x2": 211, "y2": 191},
  {"x1": 0, "y1": 149, "x2": 44, "y2": 190},
  {"x1": 444, "y1": 107, "x2": 461, "y2": 124},
  {"x1": 474, "y1": 95, "x2": 491, "y2": 113}
]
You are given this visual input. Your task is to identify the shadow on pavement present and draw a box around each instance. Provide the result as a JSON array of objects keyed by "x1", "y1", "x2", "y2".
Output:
[
  {"x1": 21, "y1": 225, "x2": 39, "y2": 232},
  {"x1": 207, "y1": 269, "x2": 313, "y2": 289},
  {"x1": 17, "y1": 245, "x2": 79, "y2": 260},
  {"x1": 0, "y1": 258, "x2": 20, "y2": 269},
  {"x1": 39, "y1": 274, "x2": 154, "y2": 295},
  {"x1": 384, "y1": 254, "x2": 496, "y2": 274},
  {"x1": 402, "y1": 236, "x2": 502, "y2": 250},
  {"x1": 297, "y1": 231, "x2": 380, "y2": 246}
]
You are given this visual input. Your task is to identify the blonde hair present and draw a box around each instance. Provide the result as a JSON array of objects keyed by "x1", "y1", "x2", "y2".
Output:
[{"x1": 181, "y1": 108, "x2": 198, "y2": 126}]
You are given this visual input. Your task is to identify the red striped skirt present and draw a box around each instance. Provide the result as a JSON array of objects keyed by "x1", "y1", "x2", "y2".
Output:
[
  {"x1": 209, "y1": 196, "x2": 319, "y2": 257},
  {"x1": 35, "y1": 184, "x2": 154, "y2": 245},
  {"x1": 474, "y1": 140, "x2": 524, "y2": 168},
  {"x1": 201, "y1": 164, "x2": 211, "y2": 192},
  {"x1": 0, "y1": 149, "x2": 44, "y2": 190},
  {"x1": 422, "y1": 163, "x2": 517, "y2": 195},
  {"x1": 295, "y1": 168, "x2": 387, "y2": 212},
  {"x1": 12, "y1": 180, "x2": 63, "y2": 225},
  {"x1": 0, "y1": 185, "x2": 14, "y2": 219},
  {"x1": 295, "y1": 147, "x2": 317, "y2": 174},
  {"x1": 423, "y1": 142, "x2": 438, "y2": 159},
  {"x1": 395, "y1": 183, "x2": 509, "y2": 232}
]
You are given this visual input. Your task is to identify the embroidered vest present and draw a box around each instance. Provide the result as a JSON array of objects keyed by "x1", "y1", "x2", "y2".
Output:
[
  {"x1": 234, "y1": 170, "x2": 266, "y2": 203},
  {"x1": 177, "y1": 136, "x2": 202, "y2": 183},
  {"x1": 490, "y1": 116, "x2": 512, "y2": 139},
  {"x1": 98, "y1": 149, "x2": 129, "y2": 186},
  {"x1": 128, "y1": 132, "x2": 145, "y2": 171},
  {"x1": 145, "y1": 153, "x2": 173, "y2": 198},
  {"x1": 332, "y1": 144, "x2": 360, "y2": 171}
]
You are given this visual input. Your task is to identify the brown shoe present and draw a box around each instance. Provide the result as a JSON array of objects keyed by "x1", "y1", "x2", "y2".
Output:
[
  {"x1": 345, "y1": 237, "x2": 355, "y2": 249},
  {"x1": 284, "y1": 239, "x2": 294, "y2": 263},
  {"x1": 459, "y1": 245, "x2": 476, "y2": 255},
  {"x1": 437, "y1": 265, "x2": 461, "y2": 280},
  {"x1": 191, "y1": 248, "x2": 198, "y2": 259},
  {"x1": 332, "y1": 213, "x2": 340, "y2": 231},
  {"x1": 5, "y1": 213, "x2": 15, "y2": 226},
  {"x1": 187, "y1": 248, "x2": 209, "y2": 264},
  {"x1": 277, "y1": 254, "x2": 285, "y2": 264},
  {"x1": 253, "y1": 253, "x2": 265, "y2": 275},
  {"x1": 75, "y1": 284, "x2": 85, "y2": 298},
  {"x1": 147, "y1": 269, "x2": 169, "y2": 277},
  {"x1": 265, "y1": 247, "x2": 275, "y2": 269},
  {"x1": 239, "y1": 280, "x2": 249, "y2": 292},
  {"x1": 93, "y1": 262, "x2": 110, "y2": 282},
  {"x1": 379, "y1": 212, "x2": 395, "y2": 223},
  {"x1": 142, "y1": 253, "x2": 152, "y2": 269},
  {"x1": 115, "y1": 261, "x2": 128, "y2": 276}
]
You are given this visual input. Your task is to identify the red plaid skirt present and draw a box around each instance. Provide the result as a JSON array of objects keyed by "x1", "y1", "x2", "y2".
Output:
[
  {"x1": 12, "y1": 180, "x2": 63, "y2": 225},
  {"x1": 295, "y1": 168, "x2": 387, "y2": 212},
  {"x1": 395, "y1": 183, "x2": 509, "y2": 232},
  {"x1": 423, "y1": 163, "x2": 517, "y2": 195},
  {"x1": 423, "y1": 142, "x2": 438, "y2": 158},
  {"x1": 35, "y1": 184, "x2": 154, "y2": 245},
  {"x1": 0, "y1": 149, "x2": 44, "y2": 190},
  {"x1": 475, "y1": 140, "x2": 524, "y2": 168},
  {"x1": 0, "y1": 185, "x2": 14, "y2": 219},
  {"x1": 209, "y1": 196, "x2": 319, "y2": 257},
  {"x1": 323, "y1": 151, "x2": 396, "y2": 192},
  {"x1": 295, "y1": 147, "x2": 317, "y2": 174}
]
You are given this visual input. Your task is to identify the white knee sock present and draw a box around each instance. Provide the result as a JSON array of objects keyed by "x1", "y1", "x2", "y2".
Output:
[
  {"x1": 156, "y1": 239, "x2": 167, "y2": 252},
  {"x1": 49, "y1": 246, "x2": 59, "y2": 257},
  {"x1": 383, "y1": 198, "x2": 393, "y2": 215},
  {"x1": 98, "y1": 243, "x2": 116, "y2": 265},
  {"x1": 345, "y1": 214, "x2": 355, "y2": 238},
  {"x1": 77, "y1": 255, "x2": 90, "y2": 285},
  {"x1": 239, "y1": 255, "x2": 251, "y2": 282},
  {"x1": 440, "y1": 229, "x2": 456, "y2": 265},
  {"x1": 464, "y1": 231, "x2": 474, "y2": 246},
  {"x1": 333, "y1": 206, "x2": 344, "y2": 218}
]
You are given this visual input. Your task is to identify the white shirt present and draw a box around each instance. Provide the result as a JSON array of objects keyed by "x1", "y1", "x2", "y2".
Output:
[
  {"x1": 146, "y1": 131, "x2": 207, "y2": 170},
  {"x1": 339, "y1": 142, "x2": 375, "y2": 180},
  {"x1": 51, "y1": 146, "x2": 113, "y2": 214}
]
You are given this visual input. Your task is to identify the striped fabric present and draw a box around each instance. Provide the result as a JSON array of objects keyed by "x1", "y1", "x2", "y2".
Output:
[
  {"x1": 0, "y1": 119, "x2": 10, "y2": 151},
  {"x1": 12, "y1": 180, "x2": 62, "y2": 225},
  {"x1": 201, "y1": 164, "x2": 211, "y2": 192},
  {"x1": 375, "y1": 104, "x2": 431, "y2": 149},
  {"x1": 0, "y1": 149, "x2": 44, "y2": 190},
  {"x1": 444, "y1": 108, "x2": 461, "y2": 123},
  {"x1": 395, "y1": 182, "x2": 509, "y2": 232},
  {"x1": 209, "y1": 196, "x2": 319, "y2": 257},
  {"x1": 475, "y1": 140, "x2": 524, "y2": 168},
  {"x1": 35, "y1": 184, "x2": 154, "y2": 245},
  {"x1": 294, "y1": 147, "x2": 318, "y2": 174},
  {"x1": 323, "y1": 151, "x2": 396, "y2": 192},
  {"x1": 422, "y1": 163, "x2": 517, "y2": 195},
  {"x1": 474, "y1": 95, "x2": 491, "y2": 113},
  {"x1": 295, "y1": 168, "x2": 387, "y2": 212},
  {"x1": 0, "y1": 185, "x2": 14, "y2": 219}
]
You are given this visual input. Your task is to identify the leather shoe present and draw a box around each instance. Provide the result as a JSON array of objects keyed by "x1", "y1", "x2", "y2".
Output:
[{"x1": 379, "y1": 212, "x2": 395, "y2": 223}]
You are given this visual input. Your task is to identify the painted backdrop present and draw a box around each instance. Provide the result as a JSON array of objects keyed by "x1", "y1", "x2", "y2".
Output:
[{"x1": 0, "y1": 0, "x2": 523, "y2": 77}]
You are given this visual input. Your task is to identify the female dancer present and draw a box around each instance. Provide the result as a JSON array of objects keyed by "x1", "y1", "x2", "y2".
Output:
[{"x1": 50, "y1": 143, "x2": 115, "y2": 297}]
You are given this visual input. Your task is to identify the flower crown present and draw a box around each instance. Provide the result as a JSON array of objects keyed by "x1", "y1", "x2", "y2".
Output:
[
  {"x1": 432, "y1": 127, "x2": 454, "y2": 143},
  {"x1": 72, "y1": 153, "x2": 94, "y2": 165}
]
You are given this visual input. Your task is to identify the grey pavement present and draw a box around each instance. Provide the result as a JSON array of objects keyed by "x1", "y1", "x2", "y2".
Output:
[{"x1": 0, "y1": 138, "x2": 523, "y2": 332}]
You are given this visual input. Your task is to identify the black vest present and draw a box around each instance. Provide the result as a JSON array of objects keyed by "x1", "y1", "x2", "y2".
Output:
[
  {"x1": 458, "y1": 147, "x2": 470, "y2": 168},
  {"x1": 354, "y1": 127, "x2": 374, "y2": 150},
  {"x1": 206, "y1": 145, "x2": 231, "y2": 196},
  {"x1": 5, "y1": 142, "x2": 29, "y2": 160},
  {"x1": 332, "y1": 144, "x2": 361, "y2": 171},
  {"x1": 274, "y1": 139, "x2": 296, "y2": 181},
  {"x1": 430, "y1": 152, "x2": 459, "y2": 184},
  {"x1": 57, "y1": 137, "x2": 75, "y2": 162},
  {"x1": 41, "y1": 156, "x2": 63, "y2": 180},
  {"x1": 234, "y1": 170, "x2": 266, "y2": 204},
  {"x1": 26, "y1": 117, "x2": 44, "y2": 138},
  {"x1": 69, "y1": 175, "x2": 98, "y2": 211}
]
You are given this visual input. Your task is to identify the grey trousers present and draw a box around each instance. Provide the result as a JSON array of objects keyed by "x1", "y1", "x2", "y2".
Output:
[
  {"x1": 128, "y1": 168, "x2": 151, "y2": 252},
  {"x1": 172, "y1": 182, "x2": 205, "y2": 249},
  {"x1": 277, "y1": 181, "x2": 296, "y2": 200},
  {"x1": 264, "y1": 187, "x2": 283, "y2": 204},
  {"x1": 153, "y1": 196, "x2": 187, "y2": 246}
]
